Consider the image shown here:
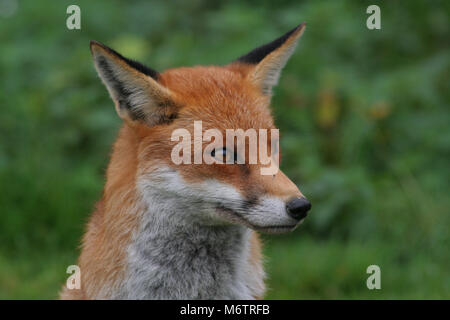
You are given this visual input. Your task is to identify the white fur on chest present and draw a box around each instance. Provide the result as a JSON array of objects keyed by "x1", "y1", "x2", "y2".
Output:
[{"x1": 110, "y1": 169, "x2": 265, "y2": 299}]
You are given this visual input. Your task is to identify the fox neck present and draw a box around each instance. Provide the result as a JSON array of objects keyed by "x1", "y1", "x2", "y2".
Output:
[{"x1": 117, "y1": 198, "x2": 255, "y2": 299}]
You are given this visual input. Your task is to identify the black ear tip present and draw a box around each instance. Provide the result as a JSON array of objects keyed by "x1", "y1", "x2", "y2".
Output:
[
  {"x1": 289, "y1": 22, "x2": 306, "y2": 37},
  {"x1": 90, "y1": 40, "x2": 109, "y2": 54},
  {"x1": 235, "y1": 21, "x2": 307, "y2": 65},
  {"x1": 296, "y1": 22, "x2": 307, "y2": 32},
  {"x1": 90, "y1": 40, "x2": 99, "y2": 48},
  {"x1": 89, "y1": 40, "x2": 160, "y2": 80},
  {"x1": 90, "y1": 40, "x2": 102, "y2": 54}
]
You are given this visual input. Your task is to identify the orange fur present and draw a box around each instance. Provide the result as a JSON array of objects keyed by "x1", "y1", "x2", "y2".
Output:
[
  {"x1": 62, "y1": 23, "x2": 307, "y2": 299},
  {"x1": 61, "y1": 125, "x2": 143, "y2": 299}
]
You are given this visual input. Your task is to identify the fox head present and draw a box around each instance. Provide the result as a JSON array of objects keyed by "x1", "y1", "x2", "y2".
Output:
[{"x1": 90, "y1": 23, "x2": 310, "y2": 234}]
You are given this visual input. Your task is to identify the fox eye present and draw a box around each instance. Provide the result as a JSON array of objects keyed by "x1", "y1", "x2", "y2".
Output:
[{"x1": 211, "y1": 147, "x2": 238, "y2": 164}]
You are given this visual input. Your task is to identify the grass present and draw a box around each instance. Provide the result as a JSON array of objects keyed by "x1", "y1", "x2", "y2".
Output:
[
  {"x1": 264, "y1": 235, "x2": 449, "y2": 299},
  {"x1": 0, "y1": 0, "x2": 449, "y2": 299},
  {"x1": 1, "y1": 234, "x2": 448, "y2": 299}
]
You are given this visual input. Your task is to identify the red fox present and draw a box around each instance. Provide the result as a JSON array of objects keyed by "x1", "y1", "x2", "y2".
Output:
[{"x1": 61, "y1": 22, "x2": 310, "y2": 299}]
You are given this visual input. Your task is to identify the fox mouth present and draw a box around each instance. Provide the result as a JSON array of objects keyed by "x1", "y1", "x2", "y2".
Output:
[{"x1": 215, "y1": 204, "x2": 298, "y2": 234}]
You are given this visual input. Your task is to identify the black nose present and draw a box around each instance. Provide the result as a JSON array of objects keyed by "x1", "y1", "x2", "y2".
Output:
[{"x1": 286, "y1": 197, "x2": 311, "y2": 220}]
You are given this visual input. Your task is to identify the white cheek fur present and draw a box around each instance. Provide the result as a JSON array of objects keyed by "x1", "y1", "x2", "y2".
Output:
[
  {"x1": 138, "y1": 166, "x2": 297, "y2": 228},
  {"x1": 111, "y1": 167, "x2": 265, "y2": 299}
]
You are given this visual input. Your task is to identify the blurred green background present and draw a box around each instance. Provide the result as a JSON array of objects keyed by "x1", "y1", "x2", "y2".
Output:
[{"x1": 0, "y1": 0, "x2": 449, "y2": 299}]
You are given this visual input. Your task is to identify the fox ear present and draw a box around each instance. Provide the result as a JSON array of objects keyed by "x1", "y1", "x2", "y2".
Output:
[
  {"x1": 90, "y1": 41, "x2": 179, "y2": 126},
  {"x1": 235, "y1": 23, "x2": 306, "y2": 95}
]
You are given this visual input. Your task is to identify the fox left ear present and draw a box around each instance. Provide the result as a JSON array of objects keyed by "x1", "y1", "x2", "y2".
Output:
[
  {"x1": 90, "y1": 41, "x2": 179, "y2": 126},
  {"x1": 234, "y1": 23, "x2": 306, "y2": 95}
]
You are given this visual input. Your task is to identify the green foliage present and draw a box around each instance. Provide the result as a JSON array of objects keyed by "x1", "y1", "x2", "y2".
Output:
[{"x1": 0, "y1": 0, "x2": 448, "y2": 299}]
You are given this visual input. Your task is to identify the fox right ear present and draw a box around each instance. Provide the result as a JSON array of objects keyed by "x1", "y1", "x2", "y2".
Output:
[
  {"x1": 90, "y1": 41, "x2": 179, "y2": 126},
  {"x1": 234, "y1": 23, "x2": 306, "y2": 96}
]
